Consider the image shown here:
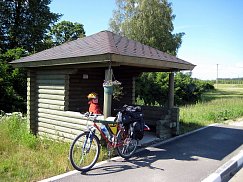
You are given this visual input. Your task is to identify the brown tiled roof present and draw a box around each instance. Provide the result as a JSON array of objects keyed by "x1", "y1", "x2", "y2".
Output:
[{"x1": 10, "y1": 30, "x2": 195, "y2": 69}]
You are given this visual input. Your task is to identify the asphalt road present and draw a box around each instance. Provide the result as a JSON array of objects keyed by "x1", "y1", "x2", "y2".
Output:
[{"x1": 53, "y1": 124, "x2": 243, "y2": 182}]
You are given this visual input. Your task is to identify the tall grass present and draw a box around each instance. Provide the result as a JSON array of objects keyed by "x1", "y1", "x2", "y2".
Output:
[
  {"x1": 0, "y1": 115, "x2": 72, "y2": 181},
  {"x1": 0, "y1": 115, "x2": 109, "y2": 181},
  {"x1": 180, "y1": 84, "x2": 243, "y2": 133}
]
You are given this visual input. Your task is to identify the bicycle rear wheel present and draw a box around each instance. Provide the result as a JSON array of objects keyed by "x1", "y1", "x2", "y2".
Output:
[
  {"x1": 69, "y1": 132, "x2": 100, "y2": 172},
  {"x1": 116, "y1": 129, "x2": 138, "y2": 159}
]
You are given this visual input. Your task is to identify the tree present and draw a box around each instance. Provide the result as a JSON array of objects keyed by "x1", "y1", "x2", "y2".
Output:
[
  {"x1": 110, "y1": 0, "x2": 187, "y2": 106},
  {"x1": 48, "y1": 21, "x2": 86, "y2": 46},
  {"x1": 0, "y1": 48, "x2": 27, "y2": 112},
  {"x1": 109, "y1": 0, "x2": 184, "y2": 55},
  {"x1": 0, "y1": 0, "x2": 63, "y2": 113},
  {"x1": 0, "y1": 0, "x2": 61, "y2": 53}
]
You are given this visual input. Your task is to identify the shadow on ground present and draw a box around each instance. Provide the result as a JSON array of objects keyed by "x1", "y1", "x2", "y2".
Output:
[{"x1": 82, "y1": 125, "x2": 243, "y2": 176}]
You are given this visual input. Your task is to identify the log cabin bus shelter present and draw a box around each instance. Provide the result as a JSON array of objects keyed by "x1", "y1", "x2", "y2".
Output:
[{"x1": 11, "y1": 30, "x2": 195, "y2": 141}]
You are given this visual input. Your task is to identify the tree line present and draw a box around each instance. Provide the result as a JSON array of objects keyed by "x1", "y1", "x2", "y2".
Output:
[
  {"x1": 0, "y1": 0, "x2": 214, "y2": 113},
  {"x1": 216, "y1": 78, "x2": 243, "y2": 84},
  {"x1": 0, "y1": 0, "x2": 85, "y2": 112}
]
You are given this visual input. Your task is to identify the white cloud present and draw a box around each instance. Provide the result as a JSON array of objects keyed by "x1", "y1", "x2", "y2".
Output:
[{"x1": 235, "y1": 62, "x2": 243, "y2": 68}]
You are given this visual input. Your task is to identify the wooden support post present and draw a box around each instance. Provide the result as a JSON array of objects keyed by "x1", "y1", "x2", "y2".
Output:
[
  {"x1": 168, "y1": 72, "x2": 174, "y2": 108},
  {"x1": 132, "y1": 77, "x2": 136, "y2": 104},
  {"x1": 103, "y1": 69, "x2": 113, "y2": 119}
]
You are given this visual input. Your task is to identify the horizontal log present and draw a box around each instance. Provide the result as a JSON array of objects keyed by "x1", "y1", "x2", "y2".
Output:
[
  {"x1": 68, "y1": 99, "x2": 85, "y2": 103},
  {"x1": 38, "y1": 108, "x2": 86, "y2": 119},
  {"x1": 36, "y1": 74, "x2": 65, "y2": 80},
  {"x1": 38, "y1": 89, "x2": 65, "y2": 95},
  {"x1": 38, "y1": 127, "x2": 78, "y2": 140},
  {"x1": 37, "y1": 85, "x2": 65, "y2": 90},
  {"x1": 38, "y1": 112, "x2": 91, "y2": 126},
  {"x1": 37, "y1": 79, "x2": 65, "y2": 85},
  {"x1": 38, "y1": 103, "x2": 65, "y2": 111},
  {"x1": 67, "y1": 89, "x2": 83, "y2": 93},
  {"x1": 38, "y1": 98, "x2": 64, "y2": 106},
  {"x1": 69, "y1": 80, "x2": 103, "y2": 84},
  {"x1": 38, "y1": 117, "x2": 86, "y2": 130},
  {"x1": 38, "y1": 132, "x2": 72, "y2": 142},
  {"x1": 38, "y1": 131, "x2": 74, "y2": 142},
  {"x1": 36, "y1": 69, "x2": 75, "y2": 75},
  {"x1": 38, "y1": 122, "x2": 82, "y2": 135},
  {"x1": 38, "y1": 94, "x2": 65, "y2": 101}
]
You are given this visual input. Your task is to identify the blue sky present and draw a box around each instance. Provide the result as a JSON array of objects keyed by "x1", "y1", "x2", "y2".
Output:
[{"x1": 49, "y1": 0, "x2": 243, "y2": 80}]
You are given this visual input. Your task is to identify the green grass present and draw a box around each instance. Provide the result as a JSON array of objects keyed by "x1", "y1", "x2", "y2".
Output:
[
  {"x1": 2, "y1": 83, "x2": 243, "y2": 181},
  {"x1": 180, "y1": 84, "x2": 243, "y2": 133},
  {"x1": 0, "y1": 115, "x2": 109, "y2": 182}
]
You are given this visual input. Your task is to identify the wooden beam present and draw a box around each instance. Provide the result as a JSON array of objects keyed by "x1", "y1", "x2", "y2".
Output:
[
  {"x1": 132, "y1": 77, "x2": 136, "y2": 104},
  {"x1": 168, "y1": 72, "x2": 175, "y2": 108}
]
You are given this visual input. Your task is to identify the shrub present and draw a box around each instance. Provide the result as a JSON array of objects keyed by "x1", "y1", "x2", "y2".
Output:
[
  {"x1": 0, "y1": 48, "x2": 27, "y2": 113},
  {"x1": 136, "y1": 72, "x2": 214, "y2": 106}
]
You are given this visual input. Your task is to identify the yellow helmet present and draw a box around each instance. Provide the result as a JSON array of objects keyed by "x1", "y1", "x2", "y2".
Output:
[{"x1": 87, "y1": 92, "x2": 98, "y2": 99}]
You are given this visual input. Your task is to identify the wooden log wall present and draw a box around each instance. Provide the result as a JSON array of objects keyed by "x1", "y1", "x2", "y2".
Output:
[
  {"x1": 36, "y1": 70, "x2": 93, "y2": 141},
  {"x1": 68, "y1": 68, "x2": 105, "y2": 112},
  {"x1": 27, "y1": 70, "x2": 37, "y2": 134}
]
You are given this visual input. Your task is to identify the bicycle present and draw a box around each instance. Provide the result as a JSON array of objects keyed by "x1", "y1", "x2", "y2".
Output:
[{"x1": 69, "y1": 111, "x2": 139, "y2": 172}]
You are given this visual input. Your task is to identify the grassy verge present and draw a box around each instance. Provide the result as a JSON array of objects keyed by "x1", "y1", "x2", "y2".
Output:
[
  {"x1": 180, "y1": 84, "x2": 243, "y2": 133},
  {"x1": 0, "y1": 115, "x2": 109, "y2": 182},
  {"x1": 2, "y1": 84, "x2": 243, "y2": 181}
]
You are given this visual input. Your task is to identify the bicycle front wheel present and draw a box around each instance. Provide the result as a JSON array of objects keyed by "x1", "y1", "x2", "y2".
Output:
[
  {"x1": 69, "y1": 132, "x2": 100, "y2": 172},
  {"x1": 116, "y1": 129, "x2": 138, "y2": 159}
]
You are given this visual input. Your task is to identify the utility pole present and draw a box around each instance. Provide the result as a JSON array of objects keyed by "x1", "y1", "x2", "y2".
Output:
[{"x1": 216, "y1": 64, "x2": 219, "y2": 88}]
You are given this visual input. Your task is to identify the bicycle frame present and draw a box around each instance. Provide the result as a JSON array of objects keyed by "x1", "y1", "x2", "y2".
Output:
[{"x1": 89, "y1": 121, "x2": 125, "y2": 149}]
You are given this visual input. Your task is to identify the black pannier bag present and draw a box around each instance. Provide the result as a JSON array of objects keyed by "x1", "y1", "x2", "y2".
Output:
[
  {"x1": 132, "y1": 119, "x2": 144, "y2": 140},
  {"x1": 117, "y1": 105, "x2": 145, "y2": 140}
]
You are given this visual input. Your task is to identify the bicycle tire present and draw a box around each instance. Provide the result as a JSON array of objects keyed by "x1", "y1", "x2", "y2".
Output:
[
  {"x1": 69, "y1": 132, "x2": 100, "y2": 172},
  {"x1": 116, "y1": 129, "x2": 138, "y2": 159}
]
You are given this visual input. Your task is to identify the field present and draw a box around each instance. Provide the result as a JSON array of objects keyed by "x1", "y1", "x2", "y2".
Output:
[{"x1": 180, "y1": 84, "x2": 243, "y2": 133}]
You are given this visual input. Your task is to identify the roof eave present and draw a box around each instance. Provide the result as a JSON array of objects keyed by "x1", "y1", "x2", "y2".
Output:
[
  {"x1": 111, "y1": 54, "x2": 196, "y2": 71},
  {"x1": 10, "y1": 53, "x2": 195, "y2": 71},
  {"x1": 10, "y1": 54, "x2": 112, "y2": 68}
]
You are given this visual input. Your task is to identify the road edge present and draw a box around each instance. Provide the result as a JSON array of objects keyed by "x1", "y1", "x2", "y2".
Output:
[{"x1": 202, "y1": 150, "x2": 243, "y2": 182}]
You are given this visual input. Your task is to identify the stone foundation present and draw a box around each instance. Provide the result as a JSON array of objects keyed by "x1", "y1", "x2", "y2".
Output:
[{"x1": 142, "y1": 106, "x2": 179, "y2": 139}]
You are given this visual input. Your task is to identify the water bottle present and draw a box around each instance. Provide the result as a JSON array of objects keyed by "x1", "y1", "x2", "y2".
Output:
[{"x1": 100, "y1": 125, "x2": 111, "y2": 141}]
